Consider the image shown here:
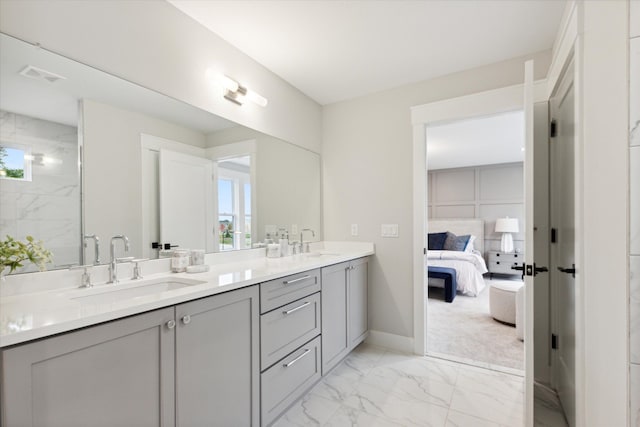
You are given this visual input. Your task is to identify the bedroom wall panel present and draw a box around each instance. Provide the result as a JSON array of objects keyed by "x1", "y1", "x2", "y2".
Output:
[
  {"x1": 478, "y1": 165, "x2": 524, "y2": 201},
  {"x1": 432, "y1": 169, "x2": 476, "y2": 202},
  {"x1": 433, "y1": 205, "x2": 475, "y2": 218},
  {"x1": 428, "y1": 162, "x2": 524, "y2": 254}
]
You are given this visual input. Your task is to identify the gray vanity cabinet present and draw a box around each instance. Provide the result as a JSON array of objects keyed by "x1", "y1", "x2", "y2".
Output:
[
  {"x1": 1, "y1": 286, "x2": 260, "y2": 427},
  {"x1": 321, "y1": 257, "x2": 369, "y2": 374},
  {"x1": 348, "y1": 257, "x2": 369, "y2": 349},
  {"x1": 175, "y1": 285, "x2": 260, "y2": 427},
  {"x1": 1, "y1": 307, "x2": 176, "y2": 427}
]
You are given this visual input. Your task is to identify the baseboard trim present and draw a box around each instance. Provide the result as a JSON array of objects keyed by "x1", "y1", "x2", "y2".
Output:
[{"x1": 365, "y1": 330, "x2": 415, "y2": 354}]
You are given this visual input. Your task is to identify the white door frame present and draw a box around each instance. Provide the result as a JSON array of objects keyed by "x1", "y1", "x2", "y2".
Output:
[{"x1": 411, "y1": 81, "x2": 548, "y2": 357}]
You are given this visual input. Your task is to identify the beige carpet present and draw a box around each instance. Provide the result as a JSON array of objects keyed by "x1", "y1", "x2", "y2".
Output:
[{"x1": 427, "y1": 278, "x2": 524, "y2": 370}]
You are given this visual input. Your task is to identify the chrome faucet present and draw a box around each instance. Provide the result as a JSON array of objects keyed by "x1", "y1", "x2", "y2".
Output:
[
  {"x1": 83, "y1": 234, "x2": 100, "y2": 265},
  {"x1": 108, "y1": 235, "x2": 130, "y2": 284},
  {"x1": 300, "y1": 229, "x2": 315, "y2": 253}
]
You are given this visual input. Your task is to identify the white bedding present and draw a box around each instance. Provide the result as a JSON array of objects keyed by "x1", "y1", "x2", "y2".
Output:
[{"x1": 427, "y1": 250, "x2": 488, "y2": 297}]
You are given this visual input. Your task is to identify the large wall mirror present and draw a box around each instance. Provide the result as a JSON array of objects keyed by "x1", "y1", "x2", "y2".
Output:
[{"x1": 0, "y1": 33, "x2": 321, "y2": 273}]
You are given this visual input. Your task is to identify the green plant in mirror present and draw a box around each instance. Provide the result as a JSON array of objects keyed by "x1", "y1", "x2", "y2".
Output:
[{"x1": 0, "y1": 235, "x2": 53, "y2": 276}]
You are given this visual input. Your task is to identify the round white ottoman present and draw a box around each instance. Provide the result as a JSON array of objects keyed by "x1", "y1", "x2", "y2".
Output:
[{"x1": 489, "y1": 281, "x2": 523, "y2": 325}]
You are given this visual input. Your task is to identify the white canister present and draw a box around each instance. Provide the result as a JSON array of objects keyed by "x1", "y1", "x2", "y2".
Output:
[
  {"x1": 171, "y1": 249, "x2": 190, "y2": 272},
  {"x1": 191, "y1": 249, "x2": 205, "y2": 265},
  {"x1": 267, "y1": 243, "x2": 281, "y2": 258}
]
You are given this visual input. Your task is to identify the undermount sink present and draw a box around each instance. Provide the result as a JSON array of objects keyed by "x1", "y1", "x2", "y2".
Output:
[
  {"x1": 305, "y1": 252, "x2": 339, "y2": 258},
  {"x1": 71, "y1": 277, "x2": 207, "y2": 305}
]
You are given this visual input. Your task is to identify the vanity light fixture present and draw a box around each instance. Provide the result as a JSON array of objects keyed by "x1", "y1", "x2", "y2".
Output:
[{"x1": 222, "y1": 75, "x2": 268, "y2": 107}]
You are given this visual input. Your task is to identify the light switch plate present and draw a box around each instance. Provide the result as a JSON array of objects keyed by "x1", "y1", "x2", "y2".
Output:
[
  {"x1": 351, "y1": 224, "x2": 358, "y2": 236},
  {"x1": 381, "y1": 224, "x2": 399, "y2": 238}
]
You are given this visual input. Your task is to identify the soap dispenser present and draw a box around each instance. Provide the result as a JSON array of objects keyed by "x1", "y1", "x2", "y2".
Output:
[{"x1": 279, "y1": 230, "x2": 289, "y2": 257}]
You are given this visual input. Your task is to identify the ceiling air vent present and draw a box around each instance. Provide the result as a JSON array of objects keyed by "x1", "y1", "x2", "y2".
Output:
[{"x1": 19, "y1": 65, "x2": 66, "y2": 83}]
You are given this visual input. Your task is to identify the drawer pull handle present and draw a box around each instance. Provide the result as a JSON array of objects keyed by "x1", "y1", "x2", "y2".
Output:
[
  {"x1": 182, "y1": 315, "x2": 191, "y2": 325},
  {"x1": 283, "y1": 301, "x2": 311, "y2": 315},
  {"x1": 166, "y1": 320, "x2": 176, "y2": 329},
  {"x1": 283, "y1": 349, "x2": 310, "y2": 368},
  {"x1": 283, "y1": 275, "x2": 311, "y2": 285}
]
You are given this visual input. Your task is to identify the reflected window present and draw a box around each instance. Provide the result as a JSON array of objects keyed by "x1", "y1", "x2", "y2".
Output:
[
  {"x1": 218, "y1": 179, "x2": 235, "y2": 251},
  {"x1": 0, "y1": 145, "x2": 32, "y2": 181},
  {"x1": 217, "y1": 155, "x2": 251, "y2": 251}
]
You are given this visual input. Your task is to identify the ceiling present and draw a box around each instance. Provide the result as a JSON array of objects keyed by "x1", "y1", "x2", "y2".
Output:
[
  {"x1": 169, "y1": 0, "x2": 566, "y2": 105},
  {"x1": 426, "y1": 110, "x2": 524, "y2": 170}
]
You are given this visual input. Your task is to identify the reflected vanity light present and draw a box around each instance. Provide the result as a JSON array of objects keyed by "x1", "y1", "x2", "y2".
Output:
[
  {"x1": 24, "y1": 153, "x2": 61, "y2": 166},
  {"x1": 221, "y1": 74, "x2": 268, "y2": 107}
]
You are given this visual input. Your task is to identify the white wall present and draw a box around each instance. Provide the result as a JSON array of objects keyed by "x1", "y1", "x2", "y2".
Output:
[
  {"x1": 629, "y1": 0, "x2": 640, "y2": 425},
  {"x1": 83, "y1": 99, "x2": 205, "y2": 260},
  {"x1": 0, "y1": 0, "x2": 321, "y2": 153},
  {"x1": 575, "y1": 1, "x2": 629, "y2": 425},
  {"x1": 428, "y1": 162, "x2": 524, "y2": 255},
  {"x1": 322, "y1": 51, "x2": 551, "y2": 340}
]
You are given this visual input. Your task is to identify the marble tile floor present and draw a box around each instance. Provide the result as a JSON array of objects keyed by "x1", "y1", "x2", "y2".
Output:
[
  {"x1": 533, "y1": 382, "x2": 568, "y2": 427},
  {"x1": 273, "y1": 343, "x2": 526, "y2": 427}
]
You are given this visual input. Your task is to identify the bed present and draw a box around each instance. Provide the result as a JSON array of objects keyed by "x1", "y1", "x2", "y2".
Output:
[{"x1": 427, "y1": 219, "x2": 488, "y2": 297}]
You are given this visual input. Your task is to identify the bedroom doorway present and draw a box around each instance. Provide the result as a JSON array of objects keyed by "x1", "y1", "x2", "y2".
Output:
[{"x1": 423, "y1": 111, "x2": 526, "y2": 373}]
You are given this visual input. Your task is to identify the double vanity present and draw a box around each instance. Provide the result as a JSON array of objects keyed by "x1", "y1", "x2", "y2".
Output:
[{"x1": 0, "y1": 242, "x2": 373, "y2": 426}]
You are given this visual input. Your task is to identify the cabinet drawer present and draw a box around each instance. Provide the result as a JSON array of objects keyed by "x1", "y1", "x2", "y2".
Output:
[
  {"x1": 260, "y1": 269, "x2": 320, "y2": 313},
  {"x1": 490, "y1": 252, "x2": 523, "y2": 263},
  {"x1": 261, "y1": 336, "x2": 322, "y2": 427},
  {"x1": 261, "y1": 292, "x2": 321, "y2": 370},
  {"x1": 489, "y1": 260, "x2": 519, "y2": 274}
]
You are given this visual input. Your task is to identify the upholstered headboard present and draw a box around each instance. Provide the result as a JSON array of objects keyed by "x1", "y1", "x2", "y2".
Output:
[{"x1": 428, "y1": 218, "x2": 485, "y2": 254}]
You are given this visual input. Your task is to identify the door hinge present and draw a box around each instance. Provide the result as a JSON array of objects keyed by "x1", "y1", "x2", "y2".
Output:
[
  {"x1": 551, "y1": 333, "x2": 559, "y2": 350},
  {"x1": 551, "y1": 228, "x2": 557, "y2": 243},
  {"x1": 550, "y1": 120, "x2": 557, "y2": 138}
]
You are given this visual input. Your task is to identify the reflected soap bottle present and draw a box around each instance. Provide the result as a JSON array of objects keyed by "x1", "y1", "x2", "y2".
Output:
[{"x1": 279, "y1": 232, "x2": 289, "y2": 257}]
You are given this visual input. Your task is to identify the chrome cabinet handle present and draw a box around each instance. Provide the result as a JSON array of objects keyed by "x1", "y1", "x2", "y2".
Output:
[
  {"x1": 182, "y1": 315, "x2": 191, "y2": 325},
  {"x1": 283, "y1": 301, "x2": 310, "y2": 315},
  {"x1": 283, "y1": 349, "x2": 310, "y2": 368},
  {"x1": 166, "y1": 320, "x2": 176, "y2": 329},
  {"x1": 283, "y1": 275, "x2": 311, "y2": 285}
]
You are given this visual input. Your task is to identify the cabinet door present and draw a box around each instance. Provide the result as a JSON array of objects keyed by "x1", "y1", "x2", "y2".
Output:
[
  {"x1": 348, "y1": 257, "x2": 369, "y2": 350},
  {"x1": 1, "y1": 308, "x2": 175, "y2": 427},
  {"x1": 321, "y1": 261, "x2": 349, "y2": 374},
  {"x1": 175, "y1": 285, "x2": 259, "y2": 427}
]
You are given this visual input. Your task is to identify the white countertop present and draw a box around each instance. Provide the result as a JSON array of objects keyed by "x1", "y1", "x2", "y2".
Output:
[{"x1": 0, "y1": 242, "x2": 374, "y2": 348}]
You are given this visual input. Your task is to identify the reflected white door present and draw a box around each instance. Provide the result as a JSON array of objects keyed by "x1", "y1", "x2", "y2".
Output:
[
  {"x1": 550, "y1": 59, "x2": 576, "y2": 427},
  {"x1": 159, "y1": 149, "x2": 214, "y2": 252}
]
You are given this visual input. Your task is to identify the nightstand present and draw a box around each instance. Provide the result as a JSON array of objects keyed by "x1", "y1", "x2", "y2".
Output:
[{"x1": 488, "y1": 250, "x2": 524, "y2": 278}]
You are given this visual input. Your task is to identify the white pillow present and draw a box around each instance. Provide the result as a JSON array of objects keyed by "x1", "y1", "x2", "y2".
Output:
[{"x1": 464, "y1": 235, "x2": 476, "y2": 253}]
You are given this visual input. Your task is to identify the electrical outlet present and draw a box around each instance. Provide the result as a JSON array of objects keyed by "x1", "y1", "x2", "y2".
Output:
[
  {"x1": 291, "y1": 224, "x2": 298, "y2": 235},
  {"x1": 351, "y1": 224, "x2": 358, "y2": 236}
]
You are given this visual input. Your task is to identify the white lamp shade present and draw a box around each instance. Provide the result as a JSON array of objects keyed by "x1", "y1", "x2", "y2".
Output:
[{"x1": 495, "y1": 217, "x2": 519, "y2": 233}]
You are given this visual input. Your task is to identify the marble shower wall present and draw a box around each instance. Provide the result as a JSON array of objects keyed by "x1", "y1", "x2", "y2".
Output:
[
  {"x1": 0, "y1": 110, "x2": 80, "y2": 271},
  {"x1": 630, "y1": 1, "x2": 639, "y2": 424}
]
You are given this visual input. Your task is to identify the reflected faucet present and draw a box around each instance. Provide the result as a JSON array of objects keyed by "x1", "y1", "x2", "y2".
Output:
[
  {"x1": 108, "y1": 235, "x2": 130, "y2": 284},
  {"x1": 300, "y1": 229, "x2": 315, "y2": 253},
  {"x1": 83, "y1": 234, "x2": 100, "y2": 265}
]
